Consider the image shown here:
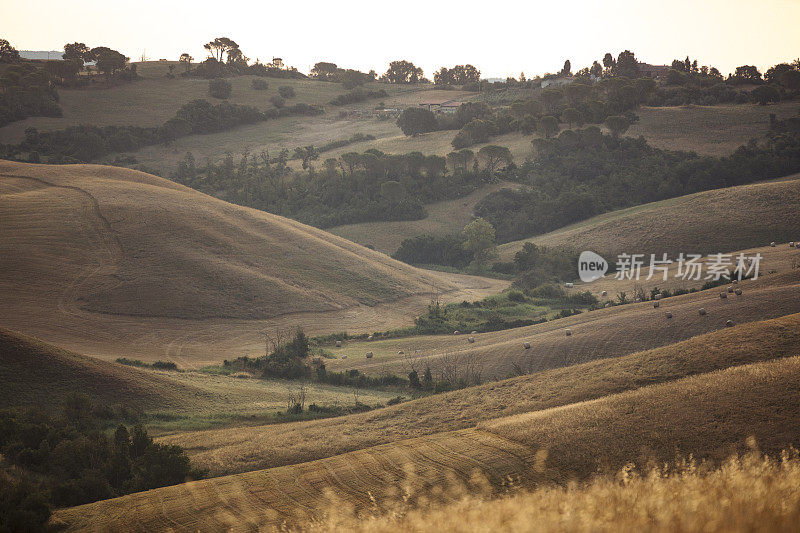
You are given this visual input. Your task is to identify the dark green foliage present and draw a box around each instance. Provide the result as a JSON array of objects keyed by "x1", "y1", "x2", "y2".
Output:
[
  {"x1": 330, "y1": 88, "x2": 388, "y2": 106},
  {"x1": 278, "y1": 86, "x2": 296, "y2": 98},
  {"x1": 0, "y1": 395, "x2": 204, "y2": 511},
  {"x1": 393, "y1": 234, "x2": 474, "y2": 268},
  {"x1": 269, "y1": 94, "x2": 285, "y2": 108},
  {"x1": 251, "y1": 77, "x2": 269, "y2": 90},
  {"x1": 476, "y1": 129, "x2": 800, "y2": 242},
  {"x1": 0, "y1": 63, "x2": 62, "y2": 127},
  {"x1": 172, "y1": 149, "x2": 484, "y2": 228},
  {"x1": 397, "y1": 107, "x2": 438, "y2": 136},
  {"x1": 208, "y1": 78, "x2": 232, "y2": 99},
  {"x1": 0, "y1": 471, "x2": 50, "y2": 533}
]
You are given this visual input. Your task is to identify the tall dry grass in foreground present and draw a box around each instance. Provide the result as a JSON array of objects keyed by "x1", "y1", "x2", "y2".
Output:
[{"x1": 307, "y1": 443, "x2": 800, "y2": 533}]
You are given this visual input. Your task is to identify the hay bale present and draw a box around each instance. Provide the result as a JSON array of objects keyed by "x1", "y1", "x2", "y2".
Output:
[
  {"x1": 604, "y1": 302, "x2": 611, "y2": 308},
  {"x1": 341, "y1": 355, "x2": 347, "y2": 359},
  {"x1": 726, "y1": 319, "x2": 734, "y2": 327},
  {"x1": 397, "y1": 350, "x2": 404, "y2": 355},
  {"x1": 335, "y1": 340, "x2": 342, "y2": 348},
  {"x1": 565, "y1": 329, "x2": 572, "y2": 336},
  {"x1": 720, "y1": 292, "x2": 727, "y2": 299},
  {"x1": 771, "y1": 241, "x2": 776, "y2": 247},
  {"x1": 653, "y1": 301, "x2": 660, "y2": 308},
  {"x1": 699, "y1": 308, "x2": 707, "y2": 315},
  {"x1": 367, "y1": 335, "x2": 374, "y2": 341},
  {"x1": 471, "y1": 330, "x2": 478, "y2": 335},
  {"x1": 654, "y1": 293, "x2": 662, "y2": 300},
  {"x1": 565, "y1": 282, "x2": 574, "y2": 288},
  {"x1": 468, "y1": 337, "x2": 475, "y2": 343},
  {"x1": 453, "y1": 330, "x2": 460, "y2": 335},
  {"x1": 727, "y1": 286, "x2": 734, "y2": 293},
  {"x1": 790, "y1": 242, "x2": 795, "y2": 247},
  {"x1": 601, "y1": 290, "x2": 607, "y2": 297},
  {"x1": 735, "y1": 288, "x2": 743, "y2": 296},
  {"x1": 365, "y1": 351, "x2": 373, "y2": 359},
  {"x1": 665, "y1": 312, "x2": 673, "y2": 319},
  {"x1": 523, "y1": 341, "x2": 531, "y2": 349}
]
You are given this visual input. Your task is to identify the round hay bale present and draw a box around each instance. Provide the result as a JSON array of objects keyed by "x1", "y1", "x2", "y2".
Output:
[
  {"x1": 653, "y1": 301, "x2": 660, "y2": 308},
  {"x1": 735, "y1": 288, "x2": 743, "y2": 295},
  {"x1": 565, "y1": 329, "x2": 572, "y2": 336},
  {"x1": 720, "y1": 292, "x2": 727, "y2": 299},
  {"x1": 601, "y1": 290, "x2": 607, "y2": 297},
  {"x1": 523, "y1": 341, "x2": 531, "y2": 349},
  {"x1": 471, "y1": 330, "x2": 478, "y2": 335},
  {"x1": 770, "y1": 241, "x2": 776, "y2": 247},
  {"x1": 335, "y1": 340, "x2": 342, "y2": 348},
  {"x1": 727, "y1": 286, "x2": 734, "y2": 293},
  {"x1": 699, "y1": 308, "x2": 707, "y2": 315},
  {"x1": 468, "y1": 337, "x2": 475, "y2": 343},
  {"x1": 397, "y1": 350, "x2": 404, "y2": 355},
  {"x1": 565, "y1": 282, "x2": 574, "y2": 288},
  {"x1": 790, "y1": 242, "x2": 795, "y2": 247},
  {"x1": 365, "y1": 351, "x2": 373, "y2": 359},
  {"x1": 726, "y1": 319, "x2": 734, "y2": 327},
  {"x1": 665, "y1": 312, "x2": 673, "y2": 319},
  {"x1": 453, "y1": 330, "x2": 460, "y2": 335},
  {"x1": 654, "y1": 293, "x2": 662, "y2": 300},
  {"x1": 367, "y1": 335, "x2": 374, "y2": 341},
  {"x1": 341, "y1": 355, "x2": 347, "y2": 359}
]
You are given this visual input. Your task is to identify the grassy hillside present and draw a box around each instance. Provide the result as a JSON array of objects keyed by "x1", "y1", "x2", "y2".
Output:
[
  {"x1": 161, "y1": 311, "x2": 800, "y2": 475},
  {"x1": 329, "y1": 181, "x2": 524, "y2": 254},
  {"x1": 0, "y1": 160, "x2": 506, "y2": 366},
  {"x1": 325, "y1": 268, "x2": 800, "y2": 377},
  {"x1": 499, "y1": 175, "x2": 800, "y2": 260},
  {"x1": 52, "y1": 354, "x2": 800, "y2": 531}
]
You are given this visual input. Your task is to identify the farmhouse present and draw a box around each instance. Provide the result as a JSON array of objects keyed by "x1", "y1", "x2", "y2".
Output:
[
  {"x1": 272, "y1": 57, "x2": 284, "y2": 68},
  {"x1": 638, "y1": 62, "x2": 670, "y2": 78},
  {"x1": 418, "y1": 98, "x2": 464, "y2": 114}
]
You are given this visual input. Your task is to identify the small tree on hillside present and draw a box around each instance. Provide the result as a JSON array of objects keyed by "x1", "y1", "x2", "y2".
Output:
[
  {"x1": 204, "y1": 37, "x2": 239, "y2": 63},
  {"x1": 477, "y1": 145, "x2": 512, "y2": 174},
  {"x1": 179, "y1": 53, "x2": 194, "y2": 73},
  {"x1": 209, "y1": 78, "x2": 232, "y2": 99},
  {"x1": 604, "y1": 115, "x2": 630, "y2": 138},
  {"x1": 462, "y1": 218, "x2": 498, "y2": 265},
  {"x1": 751, "y1": 85, "x2": 780, "y2": 106},
  {"x1": 278, "y1": 86, "x2": 296, "y2": 98},
  {"x1": 538, "y1": 115, "x2": 559, "y2": 139},
  {"x1": 397, "y1": 107, "x2": 438, "y2": 136},
  {"x1": 562, "y1": 107, "x2": 582, "y2": 128}
]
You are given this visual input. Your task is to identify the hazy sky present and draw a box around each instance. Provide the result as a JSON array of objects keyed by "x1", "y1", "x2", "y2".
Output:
[{"x1": 3, "y1": 0, "x2": 799, "y2": 78}]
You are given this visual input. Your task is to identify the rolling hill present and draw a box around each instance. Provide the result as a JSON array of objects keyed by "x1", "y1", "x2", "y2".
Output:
[
  {"x1": 499, "y1": 174, "x2": 800, "y2": 260},
  {"x1": 0, "y1": 160, "x2": 505, "y2": 366},
  {"x1": 161, "y1": 310, "x2": 800, "y2": 476},
  {"x1": 52, "y1": 348, "x2": 800, "y2": 531}
]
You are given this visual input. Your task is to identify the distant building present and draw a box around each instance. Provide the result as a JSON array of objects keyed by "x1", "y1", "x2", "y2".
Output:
[
  {"x1": 272, "y1": 57, "x2": 283, "y2": 68},
  {"x1": 418, "y1": 98, "x2": 464, "y2": 114},
  {"x1": 541, "y1": 76, "x2": 574, "y2": 88},
  {"x1": 638, "y1": 62, "x2": 670, "y2": 78},
  {"x1": 19, "y1": 50, "x2": 63, "y2": 61}
]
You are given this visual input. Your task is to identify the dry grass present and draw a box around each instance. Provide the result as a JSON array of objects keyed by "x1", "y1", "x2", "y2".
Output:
[
  {"x1": 329, "y1": 181, "x2": 524, "y2": 254},
  {"x1": 0, "y1": 160, "x2": 506, "y2": 367},
  {"x1": 311, "y1": 449, "x2": 800, "y2": 533},
  {"x1": 499, "y1": 176, "x2": 800, "y2": 261},
  {"x1": 160, "y1": 311, "x2": 800, "y2": 476},
  {"x1": 51, "y1": 355, "x2": 800, "y2": 531},
  {"x1": 628, "y1": 102, "x2": 800, "y2": 156},
  {"x1": 0, "y1": 328, "x2": 397, "y2": 431}
]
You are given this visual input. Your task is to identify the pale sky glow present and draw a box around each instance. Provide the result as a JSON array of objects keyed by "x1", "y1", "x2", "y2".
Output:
[{"x1": 2, "y1": 0, "x2": 799, "y2": 79}]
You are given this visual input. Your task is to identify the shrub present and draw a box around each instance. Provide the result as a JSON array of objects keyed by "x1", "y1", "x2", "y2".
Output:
[
  {"x1": 251, "y1": 78, "x2": 269, "y2": 90},
  {"x1": 278, "y1": 86, "x2": 296, "y2": 98},
  {"x1": 208, "y1": 78, "x2": 232, "y2": 99},
  {"x1": 270, "y1": 95, "x2": 285, "y2": 108}
]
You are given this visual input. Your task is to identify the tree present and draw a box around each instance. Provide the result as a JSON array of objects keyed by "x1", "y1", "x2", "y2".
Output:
[
  {"x1": 462, "y1": 218, "x2": 498, "y2": 265},
  {"x1": 615, "y1": 50, "x2": 639, "y2": 78},
  {"x1": 382, "y1": 60, "x2": 423, "y2": 84},
  {"x1": 179, "y1": 53, "x2": 194, "y2": 72},
  {"x1": 446, "y1": 149, "x2": 474, "y2": 172},
  {"x1": 208, "y1": 78, "x2": 232, "y2": 99},
  {"x1": 310, "y1": 62, "x2": 339, "y2": 81},
  {"x1": 602, "y1": 53, "x2": 616, "y2": 75},
  {"x1": 477, "y1": 145, "x2": 512, "y2": 173},
  {"x1": 396, "y1": 107, "x2": 437, "y2": 136},
  {"x1": 204, "y1": 37, "x2": 238, "y2": 63},
  {"x1": 604, "y1": 115, "x2": 630, "y2": 138},
  {"x1": 44, "y1": 59, "x2": 82, "y2": 84},
  {"x1": 0, "y1": 39, "x2": 20, "y2": 63},
  {"x1": 561, "y1": 59, "x2": 572, "y2": 76},
  {"x1": 562, "y1": 107, "x2": 582, "y2": 128},
  {"x1": 293, "y1": 145, "x2": 319, "y2": 169},
  {"x1": 732, "y1": 65, "x2": 762, "y2": 84},
  {"x1": 538, "y1": 115, "x2": 559, "y2": 138},
  {"x1": 590, "y1": 61, "x2": 603, "y2": 78},
  {"x1": 278, "y1": 86, "x2": 295, "y2": 98},
  {"x1": 780, "y1": 69, "x2": 800, "y2": 91},
  {"x1": 751, "y1": 85, "x2": 780, "y2": 105},
  {"x1": 63, "y1": 42, "x2": 90, "y2": 63},
  {"x1": 765, "y1": 63, "x2": 796, "y2": 84},
  {"x1": 89, "y1": 47, "x2": 128, "y2": 77},
  {"x1": 380, "y1": 180, "x2": 405, "y2": 204},
  {"x1": 270, "y1": 95, "x2": 285, "y2": 108}
]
